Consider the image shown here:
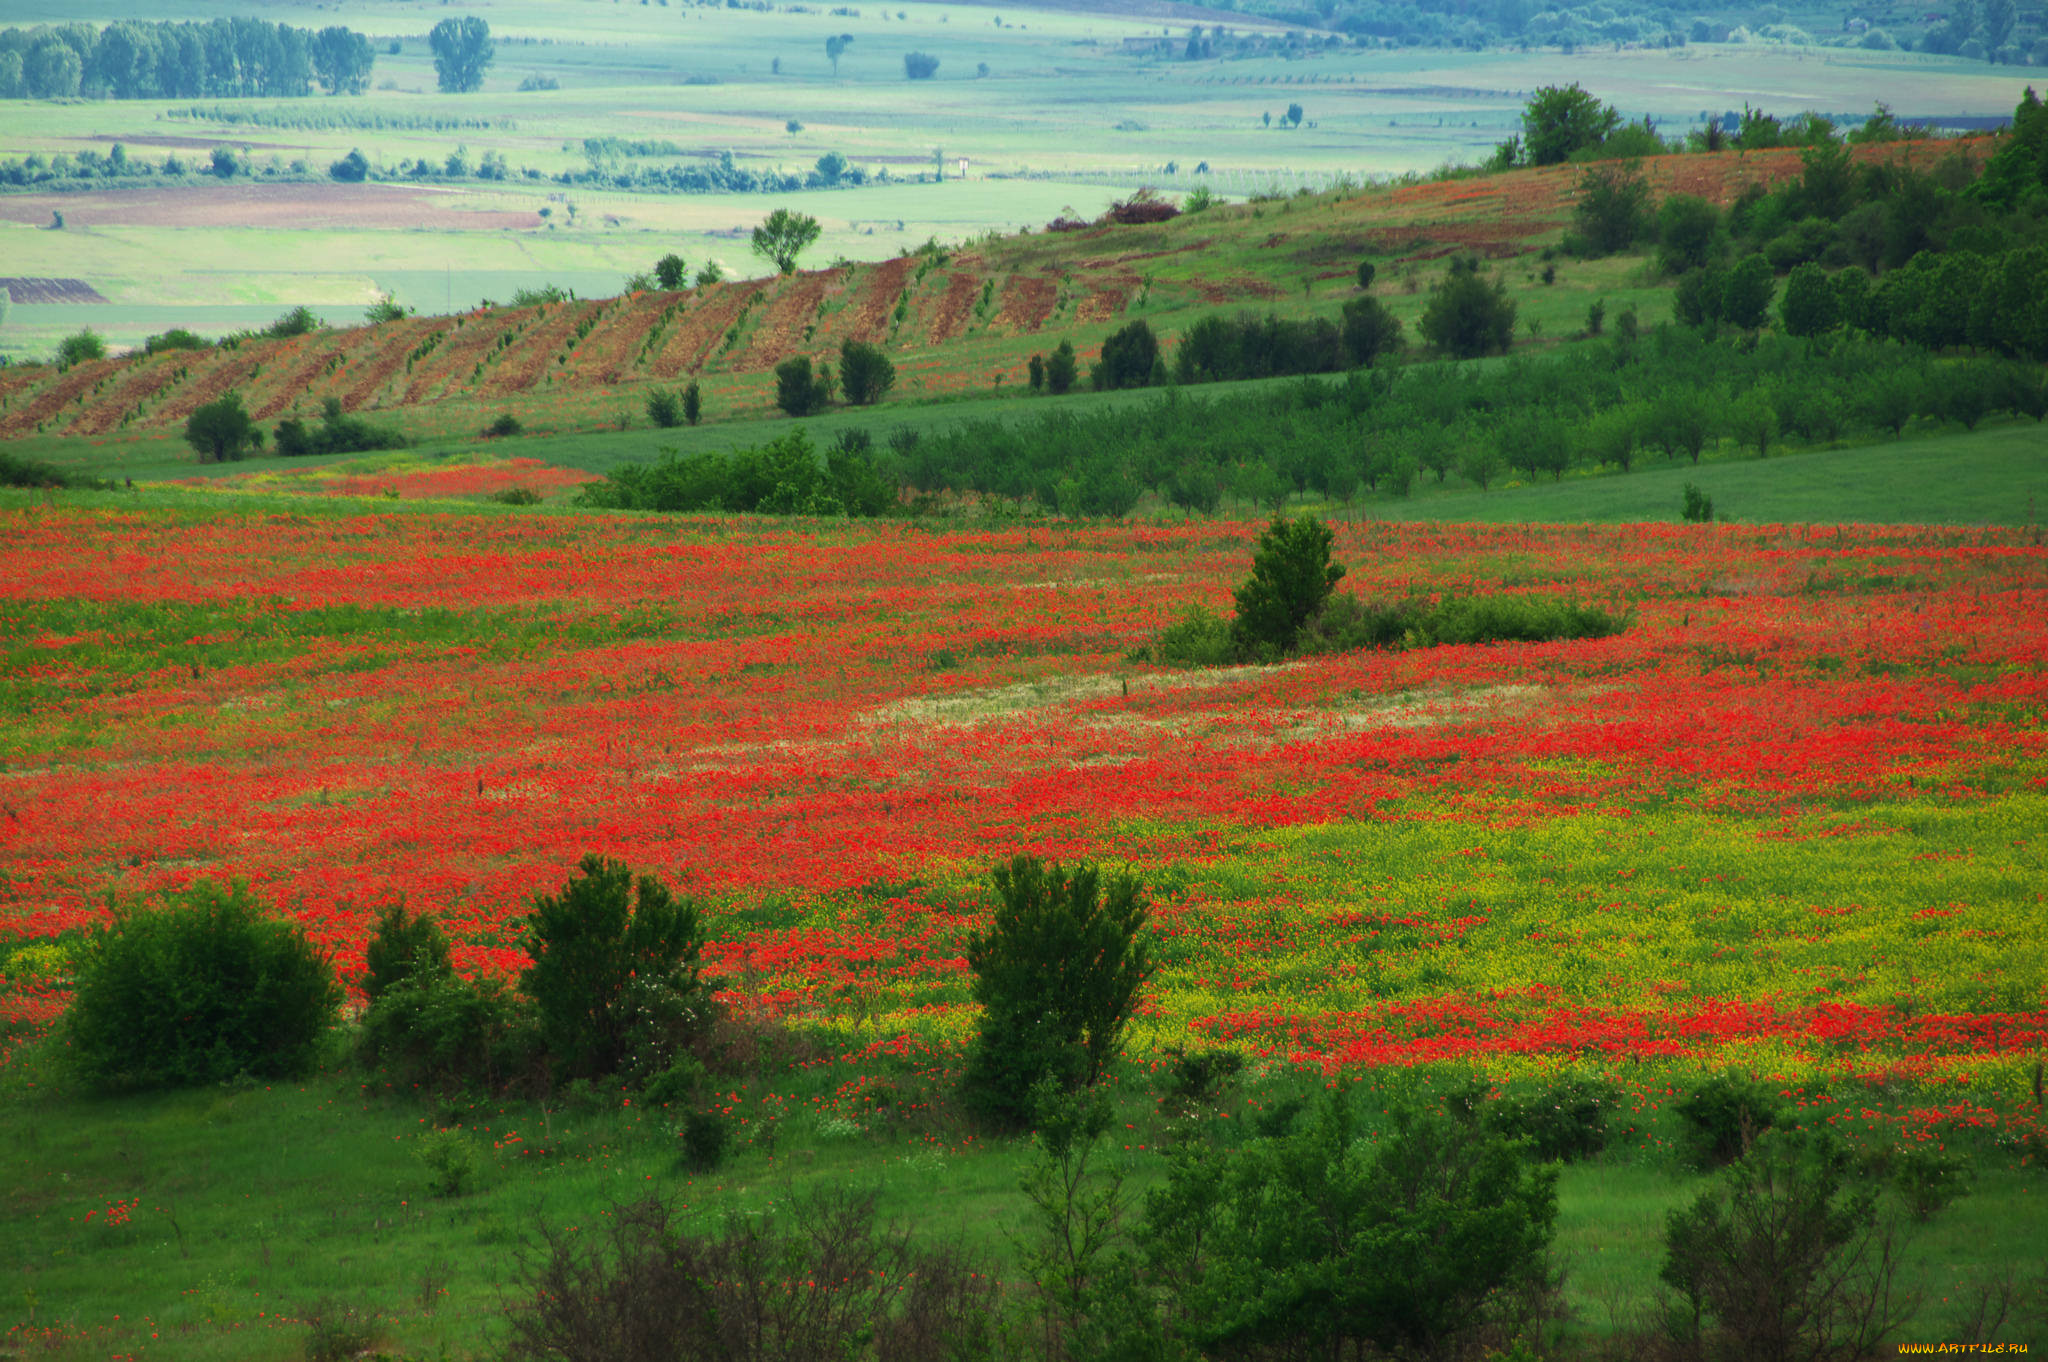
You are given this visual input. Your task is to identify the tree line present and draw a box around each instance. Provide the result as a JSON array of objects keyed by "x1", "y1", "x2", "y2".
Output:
[
  {"x1": 878, "y1": 328, "x2": 2040, "y2": 518},
  {"x1": 0, "y1": 19, "x2": 375, "y2": 100}
]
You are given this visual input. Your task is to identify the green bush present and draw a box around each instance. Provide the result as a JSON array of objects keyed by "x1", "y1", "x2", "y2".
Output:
[
  {"x1": 360, "y1": 899, "x2": 453, "y2": 1002},
  {"x1": 646, "y1": 388, "x2": 683, "y2": 428},
  {"x1": 1419, "y1": 256, "x2": 1516, "y2": 358},
  {"x1": 414, "y1": 1126, "x2": 480, "y2": 1197},
  {"x1": 773, "y1": 355, "x2": 833, "y2": 416},
  {"x1": 679, "y1": 1109, "x2": 733, "y2": 1171},
  {"x1": 1297, "y1": 592, "x2": 1428, "y2": 654},
  {"x1": 144, "y1": 328, "x2": 208, "y2": 354},
  {"x1": 1675, "y1": 1074, "x2": 1785, "y2": 1168},
  {"x1": 1045, "y1": 339, "x2": 1078, "y2": 395},
  {"x1": 1149, "y1": 603, "x2": 1235, "y2": 667},
  {"x1": 1662, "y1": 1129, "x2": 1914, "y2": 1359},
  {"x1": 357, "y1": 968, "x2": 534, "y2": 1092},
  {"x1": 962, "y1": 856, "x2": 1155, "y2": 1129},
  {"x1": 681, "y1": 380, "x2": 702, "y2": 426},
  {"x1": 838, "y1": 339, "x2": 897, "y2": 405},
  {"x1": 1230, "y1": 515, "x2": 1345, "y2": 662},
  {"x1": 66, "y1": 882, "x2": 340, "y2": 1089},
  {"x1": 1147, "y1": 1090, "x2": 1560, "y2": 1359},
  {"x1": 1414, "y1": 595, "x2": 1629, "y2": 648},
  {"x1": 485, "y1": 412, "x2": 523, "y2": 438},
  {"x1": 1468, "y1": 1076, "x2": 1618, "y2": 1162},
  {"x1": 55, "y1": 328, "x2": 106, "y2": 369},
  {"x1": 520, "y1": 855, "x2": 714, "y2": 1081}
]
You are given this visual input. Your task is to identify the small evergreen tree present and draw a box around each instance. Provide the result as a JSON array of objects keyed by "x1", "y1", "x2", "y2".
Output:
[
  {"x1": 962, "y1": 856, "x2": 1154, "y2": 1130},
  {"x1": 519, "y1": 855, "x2": 713, "y2": 1080},
  {"x1": 1230, "y1": 514, "x2": 1345, "y2": 662},
  {"x1": 1045, "y1": 339, "x2": 1079, "y2": 395},
  {"x1": 682, "y1": 380, "x2": 702, "y2": 425}
]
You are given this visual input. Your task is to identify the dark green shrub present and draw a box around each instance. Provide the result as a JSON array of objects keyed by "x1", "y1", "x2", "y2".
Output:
[
  {"x1": 1162, "y1": 1046, "x2": 1245, "y2": 1115},
  {"x1": 1572, "y1": 162, "x2": 1652, "y2": 256},
  {"x1": 1356, "y1": 259, "x2": 1377, "y2": 290},
  {"x1": 1028, "y1": 353, "x2": 1046, "y2": 390},
  {"x1": 67, "y1": 881, "x2": 341, "y2": 1089},
  {"x1": 1147, "y1": 1090, "x2": 1560, "y2": 1360},
  {"x1": 1093, "y1": 320, "x2": 1159, "y2": 391},
  {"x1": 1230, "y1": 514, "x2": 1345, "y2": 662},
  {"x1": 358, "y1": 969, "x2": 534, "y2": 1092},
  {"x1": 1419, "y1": 256, "x2": 1517, "y2": 359},
  {"x1": 654, "y1": 252, "x2": 687, "y2": 290},
  {"x1": 1662, "y1": 1129, "x2": 1914, "y2": 1360},
  {"x1": 1045, "y1": 339, "x2": 1078, "y2": 395},
  {"x1": 360, "y1": 899, "x2": 453, "y2": 1002},
  {"x1": 1412, "y1": 595, "x2": 1628, "y2": 648},
  {"x1": 1341, "y1": 295, "x2": 1405, "y2": 367},
  {"x1": 1683, "y1": 482, "x2": 1715, "y2": 523},
  {"x1": 681, "y1": 380, "x2": 702, "y2": 425},
  {"x1": 55, "y1": 328, "x2": 106, "y2": 369},
  {"x1": 144, "y1": 328, "x2": 208, "y2": 354},
  {"x1": 1148, "y1": 603, "x2": 1235, "y2": 667},
  {"x1": 505, "y1": 1191, "x2": 1005, "y2": 1362},
  {"x1": 519, "y1": 854, "x2": 713, "y2": 1081},
  {"x1": 1888, "y1": 1143, "x2": 1970, "y2": 1220},
  {"x1": 838, "y1": 338, "x2": 897, "y2": 405},
  {"x1": 1477, "y1": 1077, "x2": 1618, "y2": 1162},
  {"x1": 773, "y1": 355, "x2": 833, "y2": 416},
  {"x1": 962, "y1": 856, "x2": 1155, "y2": 1129},
  {"x1": 492, "y1": 486, "x2": 542, "y2": 506},
  {"x1": 184, "y1": 392, "x2": 263, "y2": 462},
  {"x1": 264, "y1": 305, "x2": 323, "y2": 339},
  {"x1": 679, "y1": 1109, "x2": 732, "y2": 1171},
  {"x1": 1298, "y1": 593, "x2": 1428, "y2": 654},
  {"x1": 485, "y1": 412, "x2": 523, "y2": 438},
  {"x1": 1675, "y1": 1074, "x2": 1786, "y2": 1168},
  {"x1": 646, "y1": 388, "x2": 683, "y2": 428},
  {"x1": 0, "y1": 450, "x2": 78, "y2": 488}
]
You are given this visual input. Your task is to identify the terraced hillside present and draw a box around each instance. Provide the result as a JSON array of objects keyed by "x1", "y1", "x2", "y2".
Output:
[{"x1": 0, "y1": 139, "x2": 1982, "y2": 451}]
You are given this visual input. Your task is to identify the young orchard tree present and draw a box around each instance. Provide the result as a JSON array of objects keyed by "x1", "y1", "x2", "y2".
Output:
[{"x1": 750, "y1": 207, "x2": 822, "y2": 275}]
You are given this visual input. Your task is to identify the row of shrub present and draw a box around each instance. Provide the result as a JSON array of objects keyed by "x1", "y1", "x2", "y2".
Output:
[
  {"x1": 576, "y1": 428, "x2": 895, "y2": 517},
  {"x1": 38, "y1": 850, "x2": 1977, "y2": 1362}
]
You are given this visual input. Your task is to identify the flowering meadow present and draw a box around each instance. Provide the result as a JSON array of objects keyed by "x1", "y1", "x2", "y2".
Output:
[{"x1": 2, "y1": 502, "x2": 2044, "y2": 1124}]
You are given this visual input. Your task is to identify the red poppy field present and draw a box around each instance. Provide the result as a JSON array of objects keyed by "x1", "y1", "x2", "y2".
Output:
[{"x1": 4, "y1": 502, "x2": 2044, "y2": 1148}]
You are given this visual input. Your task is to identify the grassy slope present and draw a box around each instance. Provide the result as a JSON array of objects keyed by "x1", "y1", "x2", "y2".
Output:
[
  {"x1": 0, "y1": 132, "x2": 1986, "y2": 446},
  {"x1": 5, "y1": 1046, "x2": 2043, "y2": 1361}
]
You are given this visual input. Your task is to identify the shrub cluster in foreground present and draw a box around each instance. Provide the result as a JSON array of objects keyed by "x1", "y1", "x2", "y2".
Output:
[{"x1": 45, "y1": 849, "x2": 2004, "y2": 1361}]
